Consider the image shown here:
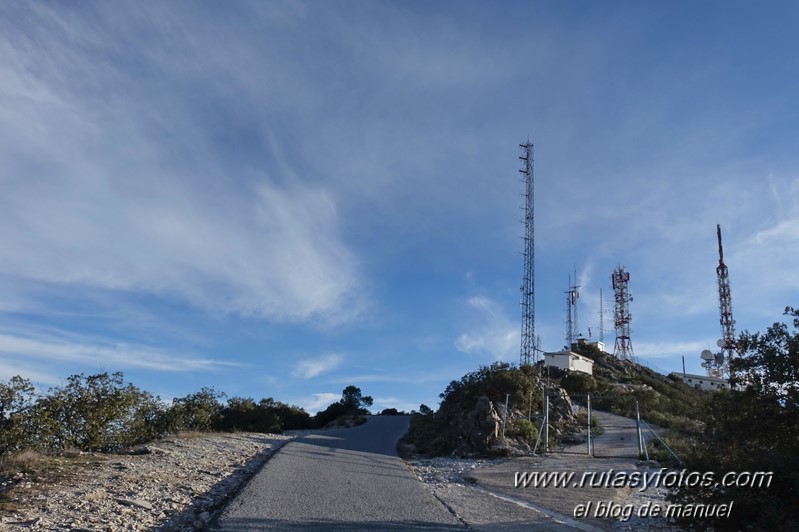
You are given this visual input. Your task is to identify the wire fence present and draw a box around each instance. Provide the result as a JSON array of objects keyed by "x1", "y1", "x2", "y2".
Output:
[{"x1": 531, "y1": 390, "x2": 681, "y2": 465}]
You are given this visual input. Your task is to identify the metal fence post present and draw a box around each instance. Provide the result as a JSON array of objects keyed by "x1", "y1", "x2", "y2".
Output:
[
  {"x1": 502, "y1": 393, "x2": 510, "y2": 437},
  {"x1": 635, "y1": 399, "x2": 644, "y2": 459},
  {"x1": 544, "y1": 391, "x2": 550, "y2": 452},
  {"x1": 587, "y1": 394, "x2": 592, "y2": 456}
]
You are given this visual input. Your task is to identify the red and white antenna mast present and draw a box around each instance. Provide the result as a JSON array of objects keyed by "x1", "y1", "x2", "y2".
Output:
[
  {"x1": 716, "y1": 224, "x2": 736, "y2": 378},
  {"x1": 612, "y1": 266, "x2": 636, "y2": 362}
]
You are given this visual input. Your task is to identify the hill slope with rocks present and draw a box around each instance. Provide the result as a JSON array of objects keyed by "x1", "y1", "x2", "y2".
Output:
[{"x1": 404, "y1": 342, "x2": 705, "y2": 458}]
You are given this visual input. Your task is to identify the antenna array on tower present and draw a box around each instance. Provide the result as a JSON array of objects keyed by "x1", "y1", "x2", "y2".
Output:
[
  {"x1": 612, "y1": 267, "x2": 636, "y2": 362},
  {"x1": 564, "y1": 269, "x2": 580, "y2": 348},
  {"x1": 715, "y1": 224, "x2": 736, "y2": 378}
]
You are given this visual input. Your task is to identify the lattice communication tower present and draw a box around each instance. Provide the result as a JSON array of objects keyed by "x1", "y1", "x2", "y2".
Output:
[
  {"x1": 518, "y1": 141, "x2": 536, "y2": 366},
  {"x1": 564, "y1": 271, "x2": 580, "y2": 348},
  {"x1": 716, "y1": 224, "x2": 735, "y2": 377},
  {"x1": 612, "y1": 267, "x2": 636, "y2": 362}
]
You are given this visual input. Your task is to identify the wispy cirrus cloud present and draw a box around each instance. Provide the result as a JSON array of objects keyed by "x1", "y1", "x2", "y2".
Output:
[
  {"x1": 634, "y1": 340, "x2": 711, "y2": 360},
  {"x1": 0, "y1": 331, "x2": 240, "y2": 373},
  {"x1": 0, "y1": 2, "x2": 365, "y2": 326},
  {"x1": 291, "y1": 353, "x2": 344, "y2": 379},
  {"x1": 371, "y1": 396, "x2": 419, "y2": 414},
  {"x1": 331, "y1": 369, "x2": 458, "y2": 385},
  {"x1": 455, "y1": 296, "x2": 518, "y2": 360},
  {"x1": 0, "y1": 360, "x2": 61, "y2": 387},
  {"x1": 298, "y1": 392, "x2": 340, "y2": 413}
]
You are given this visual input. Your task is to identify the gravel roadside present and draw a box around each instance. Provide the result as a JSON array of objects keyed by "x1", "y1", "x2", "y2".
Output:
[
  {"x1": 0, "y1": 432, "x2": 304, "y2": 531},
  {"x1": 404, "y1": 412, "x2": 681, "y2": 531},
  {"x1": 406, "y1": 456, "x2": 679, "y2": 531}
]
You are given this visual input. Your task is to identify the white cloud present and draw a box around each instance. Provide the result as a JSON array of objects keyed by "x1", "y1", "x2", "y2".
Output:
[
  {"x1": 633, "y1": 340, "x2": 711, "y2": 360},
  {"x1": 0, "y1": 331, "x2": 239, "y2": 373},
  {"x1": 298, "y1": 392, "x2": 340, "y2": 413},
  {"x1": 748, "y1": 217, "x2": 799, "y2": 245},
  {"x1": 331, "y1": 370, "x2": 456, "y2": 385},
  {"x1": 0, "y1": 4, "x2": 365, "y2": 326},
  {"x1": 455, "y1": 296, "x2": 519, "y2": 360},
  {"x1": 0, "y1": 360, "x2": 60, "y2": 387},
  {"x1": 292, "y1": 353, "x2": 344, "y2": 379},
  {"x1": 371, "y1": 396, "x2": 419, "y2": 413}
]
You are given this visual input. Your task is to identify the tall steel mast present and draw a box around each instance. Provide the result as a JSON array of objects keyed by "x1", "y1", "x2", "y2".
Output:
[
  {"x1": 519, "y1": 142, "x2": 535, "y2": 365},
  {"x1": 716, "y1": 224, "x2": 736, "y2": 377}
]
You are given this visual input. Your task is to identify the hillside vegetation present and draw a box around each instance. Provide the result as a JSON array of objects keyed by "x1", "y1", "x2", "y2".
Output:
[
  {"x1": 407, "y1": 307, "x2": 799, "y2": 530},
  {"x1": 405, "y1": 341, "x2": 705, "y2": 459},
  {"x1": 668, "y1": 307, "x2": 799, "y2": 530},
  {"x1": 0, "y1": 376, "x2": 371, "y2": 459},
  {"x1": 404, "y1": 362, "x2": 544, "y2": 456}
]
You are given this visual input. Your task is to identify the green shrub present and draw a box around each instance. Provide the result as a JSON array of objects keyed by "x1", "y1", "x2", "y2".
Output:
[
  {"x1": 259, "y1": 398, "x2": 314, "y2": 430},
  {"x1": 669, "y1": 307, "x2": 799, "y2": 530},
  {"x1": 418, "y1": 404, "x2": 434, "y2": 416},
  {"x1": 406, "y1": 412, "x2": 454, "y2": 455},
  {"x1": 314, "y1": 386, "x2": 373, "y2": 427},
  {"x1": 560, "y1": 373, "x2": 597, "y2": 395},
  {"x1": 438, "y1": 362, "x2": 540, "y2": 417},
  {"x1": 217, "y1": 397, "x2": 282, "y2": 433},
  {"x1": 509, "y1": 418, "x2": 537, "y2": 442},
  {"x1": 32, "y1": 372, "x2": 167, "y2": 452},
  {"x1": 429, "y1": 436, "x2": 453, "y2": 457},
  {"x1": 0, "y1": 376, "x2": 37, "y2": 455},
  {"x1": 168, "y1": 387, "x2": 225, "y2": 432}
]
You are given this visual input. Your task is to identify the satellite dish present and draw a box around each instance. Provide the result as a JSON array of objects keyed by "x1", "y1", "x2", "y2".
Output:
[
  {"x1": 716, "y1": 339, "x2": 725, "y2": 348},
  {"x1": 715, "y1": 353, "x2": 725, "y2": 365},
  {"x1": 701, "y1": 350, "x2": 714, "y2": 361}
]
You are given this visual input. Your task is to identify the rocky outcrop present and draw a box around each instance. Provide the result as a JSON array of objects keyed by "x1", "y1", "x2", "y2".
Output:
[
  {"x1": 547, "y1": 388, "x2": 575, "y2": 423},
  {"x1": 453, "y1": 396, "x2": 502, "y2": 456},
  {"x1": 445, "y1": 388, "x2": 583, "y2": 457}
]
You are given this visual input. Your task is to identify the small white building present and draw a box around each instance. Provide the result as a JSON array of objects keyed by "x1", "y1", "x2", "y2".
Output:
[
  {"x1": 671, "y1": 372, "x2": 729, "y2": 391},
  {"x1": 544, "y1": 351, "x2": 594, "y2": 375}
]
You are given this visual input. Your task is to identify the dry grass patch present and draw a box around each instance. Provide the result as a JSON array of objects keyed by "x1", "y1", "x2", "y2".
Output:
[
  {"x1": 0, "y1": 451, "x2": 47, "y2": 475},
  {"x1": 163, "y1": 430, "x2": 206, "y2": 441},
  {"x1": 0, "y1": 451, "x2": 109, "y2": 513}
]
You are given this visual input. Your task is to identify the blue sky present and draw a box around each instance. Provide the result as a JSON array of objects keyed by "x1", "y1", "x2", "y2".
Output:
[{"x1": 1, "y1": 1, "x2": 798, "y2": 414}]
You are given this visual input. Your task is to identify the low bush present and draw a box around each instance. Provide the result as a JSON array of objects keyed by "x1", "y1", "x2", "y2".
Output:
[
  {"x1": 0, "y1": 372, "x2": 318, "y2": 457},
  {"x1": 508, "y1": 418, "x2": 537, "y2": 442},
  {"x1": 217, "y1": 397, "x2": 282, "y2": 433},
  {"x1": 168, "y1": 387, "x2": 225, "y2": 433},
  {"x1": 314, "y1": 386, "x2": 373, "y2": 427},
  {"x1": 32, "y1": 372, "x2": 167, "y2": 453}
]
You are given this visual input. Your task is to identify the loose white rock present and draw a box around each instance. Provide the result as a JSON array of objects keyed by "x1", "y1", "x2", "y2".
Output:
[{"x1": 0, "y1": 432, "x2": 301, "y2": 531}]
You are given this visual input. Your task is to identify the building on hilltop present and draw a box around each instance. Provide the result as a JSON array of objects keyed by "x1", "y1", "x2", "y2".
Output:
[
  {"x1": 544, "y1": 350, "x2": 594, "y2": 375},
  {"x1": 671, "y1": 372, "x2": 729, "y2": 391}
]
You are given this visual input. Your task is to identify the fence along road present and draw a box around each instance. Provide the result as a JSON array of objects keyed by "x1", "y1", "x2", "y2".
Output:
[
  {"x1": 212, "y1": 416, "x2": 465, "y2": 531},
  {"x1": 466, "y1": 410, "x2": 647, "y2": 531}
]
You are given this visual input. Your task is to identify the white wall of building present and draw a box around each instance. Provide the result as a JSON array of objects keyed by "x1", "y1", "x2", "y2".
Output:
[
  {"x1": 544, "y1": 351, "x2": 594, "y2": 375},
  {"x1": 672, "y1": 373, "x2": 729, "y2": 391}
]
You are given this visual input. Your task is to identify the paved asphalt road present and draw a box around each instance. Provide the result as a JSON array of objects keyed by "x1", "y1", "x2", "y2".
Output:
[{"x1": 212, "y1": 416, "x2": 465, "y2": 531}]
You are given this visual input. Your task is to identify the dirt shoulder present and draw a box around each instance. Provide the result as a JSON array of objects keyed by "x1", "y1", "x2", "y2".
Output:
[{"x1": 0, "y1": 432, "x2": 298, "y2": 531}]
